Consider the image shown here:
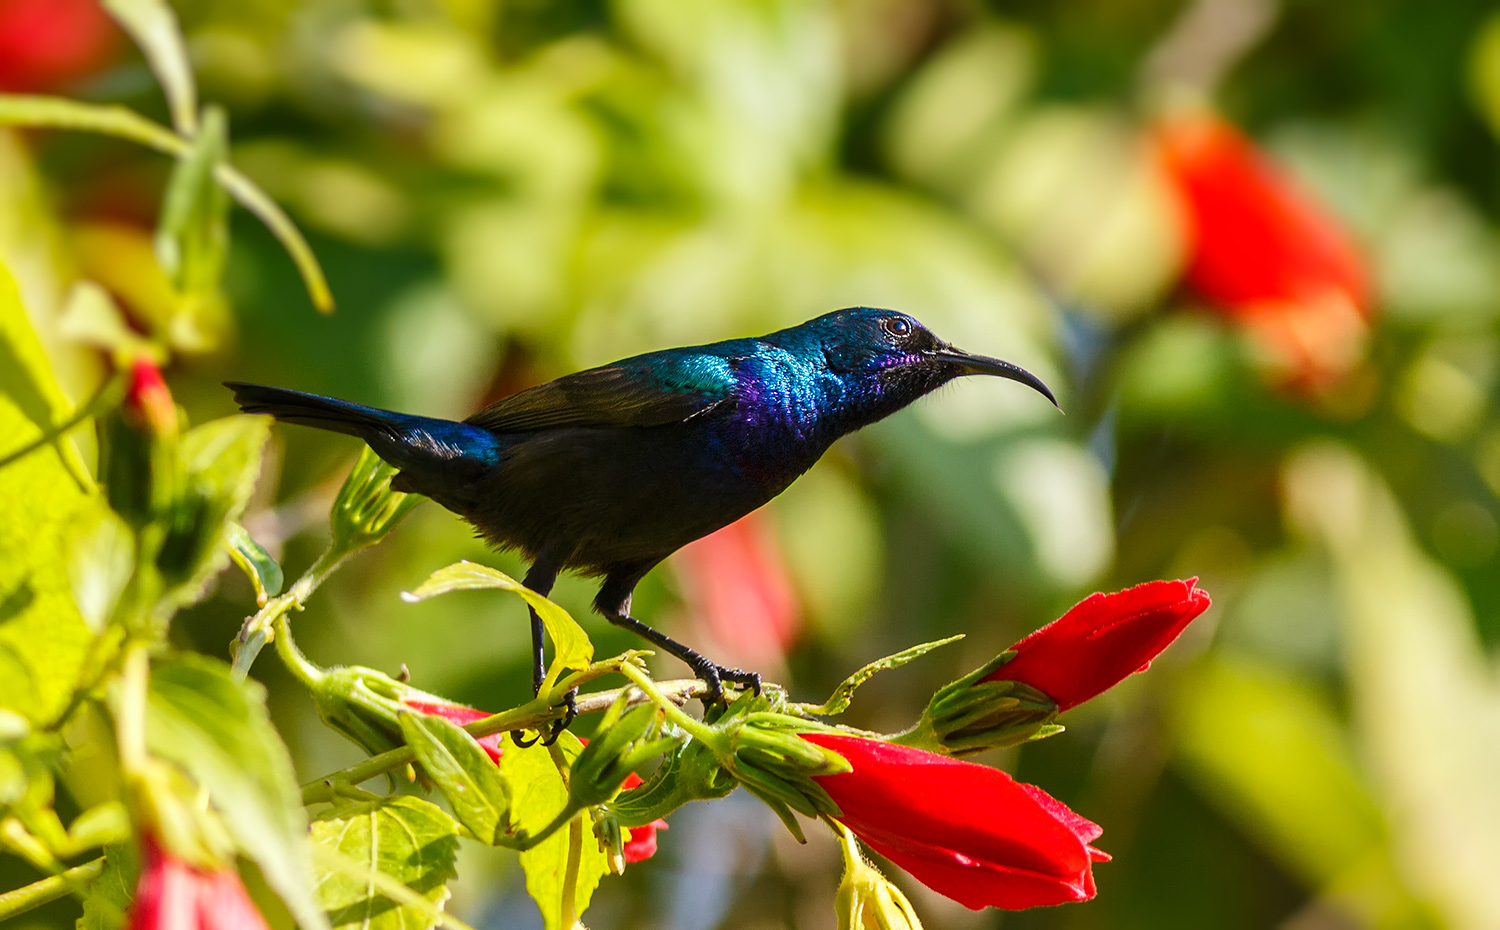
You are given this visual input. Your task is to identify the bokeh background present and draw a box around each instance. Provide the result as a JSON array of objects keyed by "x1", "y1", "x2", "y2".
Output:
[{"x1": 7, "y1": 0, "x2": 1500, "y2": 927}]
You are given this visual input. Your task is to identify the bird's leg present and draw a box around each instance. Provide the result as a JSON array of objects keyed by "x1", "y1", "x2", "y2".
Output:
[
  {"x1": 513, "y1": 556, "x2": 576, "y2": 748},
  {"x1": 594, "y1": 573, "x2": 761, "y2": 705}
]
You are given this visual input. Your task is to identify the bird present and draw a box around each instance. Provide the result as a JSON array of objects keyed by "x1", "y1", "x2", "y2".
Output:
[{"x1": 227, "y1": 307, "x2": 1057, "y2": 741}]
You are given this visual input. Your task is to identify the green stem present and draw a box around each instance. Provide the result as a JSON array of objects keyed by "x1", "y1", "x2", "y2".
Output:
[
  {"x1": 300, "y1": 673, "x2": 708, "y2": 805},
  {"x1": 232, "y1": 546, "x2": 346, "y2": 680},
  {"x1": 617, "y1": 662, "x2": 717, "y2": 743},
  {"x1": 0, "y1": 858, "x2": 106, "y2": 922},
  {"x1": 0, "y1": 372, "x2": 123, "y2": 484}
]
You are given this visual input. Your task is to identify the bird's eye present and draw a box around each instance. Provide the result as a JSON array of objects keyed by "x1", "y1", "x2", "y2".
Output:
[{"x1": 883, "y1": 317, "x2": 912, "y2": 338}]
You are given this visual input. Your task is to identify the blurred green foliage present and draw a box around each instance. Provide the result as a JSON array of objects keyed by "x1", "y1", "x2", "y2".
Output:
[{"x1": 7, "y1": 0, "x2": 1500, "y2": 927}]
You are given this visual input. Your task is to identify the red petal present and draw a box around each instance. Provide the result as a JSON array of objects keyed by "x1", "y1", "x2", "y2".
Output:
[
  {"x1": 986, "y1": 579, "x2": 1211, "y2": 710},
  {"x1": 622, "y1": 820, "x2": 667, "y2": 863},
  {"x1": 801, "y1": 734, "x2": 1101, "y2": 910},
  {"x1": 673, "y1": 513, "x2": 800, "y2": 668}
]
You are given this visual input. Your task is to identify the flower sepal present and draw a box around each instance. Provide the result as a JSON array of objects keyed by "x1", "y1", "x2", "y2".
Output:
[
  {"x1": 896, "y1": 653, "x2": 1060, "y2": 755},
  {"x1": 834, "y1": 825, "x2": 924, "y2": 930}
]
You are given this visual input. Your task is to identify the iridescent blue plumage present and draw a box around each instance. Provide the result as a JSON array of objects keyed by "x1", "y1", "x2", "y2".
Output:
[{"x1": 226, "y1": 306, "x2": 1055, "y2": 737}]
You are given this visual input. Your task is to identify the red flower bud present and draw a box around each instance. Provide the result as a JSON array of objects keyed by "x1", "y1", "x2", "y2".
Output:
[
  {"x1": 985, "y1": 579, "x2": 1211, "y2": 711},
  {"x1": 0, "y1": 0, "x2": 122, "y2": 93},
  {"x1": 125, "y1": 360, "x2": 178, "y2": 439},
  {"x1": 801, "y1": 733, "x2": 1108, "y2": 911},
  {"x1": 126, "y1": 833, "x2": 271, "y2": 930},
  {"x1": 402, "y1": 699, "x2": 666, "y2": 862},
  {"x1": 1154, "y1": 112, "x2": 1370, "y2": 386}
]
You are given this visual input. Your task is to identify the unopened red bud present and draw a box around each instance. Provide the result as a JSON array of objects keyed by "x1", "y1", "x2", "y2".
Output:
[{"x1": 126, "y1": 360, "x2": 178, "y2": 439}]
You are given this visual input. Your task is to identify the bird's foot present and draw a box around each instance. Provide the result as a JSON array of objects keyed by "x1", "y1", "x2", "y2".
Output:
[
  {"x1": 692, "y1": 660, "x2": 762, "y2": 705},
  {"x1": 510, "y1": 689, "x2": 578, "y2": 748}
]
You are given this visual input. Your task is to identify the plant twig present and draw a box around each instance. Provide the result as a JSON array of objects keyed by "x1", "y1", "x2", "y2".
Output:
[{"x1": 0, "y1": 857, "x2": 106, "y2": 922}]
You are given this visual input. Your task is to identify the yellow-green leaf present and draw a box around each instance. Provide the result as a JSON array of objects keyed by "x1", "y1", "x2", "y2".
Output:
[
  {"x1": 310, "y1": 796, "x2": 459, "y2": 930},
  {"x1": 402, "y1": 561, "x2": 592, "y2": 695}
]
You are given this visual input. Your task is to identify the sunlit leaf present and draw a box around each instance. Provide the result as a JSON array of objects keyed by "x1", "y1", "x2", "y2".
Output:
[
  {"x1": 158, "y1": 415, "x2": 270, "y2": 607},
  {"x1": 0, "y1": 261, "x2": 105, "y2": 726},
  {"x1": 310, "y1": 796, "x2": 459, "y2": 930},
  {"x1": 403, "y1": 562, "x2": 592, "y2": 695},
  {"x1": 498, "y1": 733, "x2": 608, "y2": 930},
  {"x1": 226, "y1": 522, "x2": 282, "y2": 606},
  {"x1": 398, "y1": 711, "x2": 511, "y2": 844},
  {"x1": 76, "y1": 844, "x2": 137, "y2": 930},
  {"x1": 67, "y1": 507, "x2": 134, "y2": 633},
  {"x1": 143, "y1": 654, "x2": 329, "y2": 930}
]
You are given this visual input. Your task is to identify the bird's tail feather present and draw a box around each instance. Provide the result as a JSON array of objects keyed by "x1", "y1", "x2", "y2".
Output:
[
  {"x1": 225, "y1": 382, "x2": 400, "y2": 439},
  {"x1": 225, "y1": 382, "x2": 500, "y2": 503}
]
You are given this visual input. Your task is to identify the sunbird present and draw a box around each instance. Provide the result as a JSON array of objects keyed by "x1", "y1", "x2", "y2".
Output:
[{"x1": 228, "y1": 307, "x2": 1056, "y2": 740}]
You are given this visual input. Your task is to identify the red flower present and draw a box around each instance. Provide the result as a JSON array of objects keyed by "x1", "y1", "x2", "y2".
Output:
[
  {"x1": 126, "y1": 834, "x2": 270, "y2": 930},
  {"x1": 403, "y1": 700, "x2": 665, "y2": 862},
  {"x1": 674, "y1": 513, "x2": 799, "y2": 669},
  {"x1": 985, "y1": 579, "x2": 1211, "y2": 711},
  {"x1": 1154, "y1": 111, "x2": 1370, "y2": 387},
  {"x1": 801, "y1": 733, "x2": 1108, "y2": 910},
  {"x1": 0, "y1": 0, "x2": 122, "y2": 93}
]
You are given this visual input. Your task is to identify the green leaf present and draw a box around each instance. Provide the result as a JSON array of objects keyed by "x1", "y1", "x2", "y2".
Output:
[
  {"x1": 403, "y1": 562, "x2": 593, "y2": 694},
  {"x1": 101, "y1": 0, "x2": 197, "y2": 136},
  {"x1": 157, "y1": 415, "x2": 270, "y2": 606},
  {"x1": 0, "y1": 260, "x2": 106, "y2": 726},
  {"x1": 310, "y1": 796, "x2": 459, "y2": 930},
  {"x1": 67, "y1": 508, "x2": 134, "y2": 634},
  {"x1": 398, "y1": 711, "x2": 511, "y2": 844},
  {"x1": 56, "y1": 282, "x2": 158, "y2": 364},
  {"x1": 76, "y1": 844, "x2": 137, "y2": 930},
  {"x1": 156, "y1": 106, "x2": 229, "y2": 301},
  {"x1": 0, "y1": 95, "x2": 333, "y2": 312},
  {"x1": 498, "y1": 733, "x2": 608, "y2": 930},
  {"x1": 803, "y1": 635, "x2": 963, "y2": 716},
  {"x1": 227, "y1": 522, "x2": 283, "y2": 606},
  {"x1": 144, "y1": 654, "x2": 329, "y2": 930}
]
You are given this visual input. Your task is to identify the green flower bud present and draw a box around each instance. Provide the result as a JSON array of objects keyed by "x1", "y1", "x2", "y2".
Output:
[
  {"x1": 894, "y1": 652, "x2": 1060, "y2": 756},
  {"x1": 329, "y1": 447, "x2": 421, "y2": 556},
  {"x1": 834, "y1": 826, "x2": 924, "y2": 930}
]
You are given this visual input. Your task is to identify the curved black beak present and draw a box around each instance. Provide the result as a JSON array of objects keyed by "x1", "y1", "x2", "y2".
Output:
[{"x1": 930, "y1": 347, "x2": 1059, "y2": 409}]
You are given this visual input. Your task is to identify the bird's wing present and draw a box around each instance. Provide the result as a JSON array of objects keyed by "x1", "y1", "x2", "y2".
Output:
[{"x1": 464, "y1": 353, "x2": 739, "y2": 433}]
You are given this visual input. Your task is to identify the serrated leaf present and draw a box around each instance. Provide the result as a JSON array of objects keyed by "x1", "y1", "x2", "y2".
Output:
[
  {"x1": 0, "y1": 95, "x2": 333, "y2": 312},
  {"x1": 805, "y1": 635, "x2": 964, "y2": 716},
  {"x1": 310, "y1": 796, "x2": 459, "y2": 930},
  {"x1": 398, "y1": 711, "x2": 511, "y2": 844},
  {"x1": 76, "y1": 844, "x2": 137, "y2": 930},
  {"x1": 158, "y1": 415, "x2": 269, "y2": 607},
  {"x1": 227, "y1": 522, "x2": 282, "y2": 606},
  {"x1": 143, "y1": 654, "x2": 328, "y2": 930},
  {"x1": 101, "y1": 0, "x2": 197, "y2": 136},
  {"x1": 498, "y1": 733, "x2": 608, "y2": 930},
  {"x1": 0, "y1": 260, "x2": 106, "y2": 726},
  {"x1": 403, "y1": 563, "x2": 592, "y2": 694},
  {"x1": 156, "y1": 106, "x2": 228, "y2": 305}
]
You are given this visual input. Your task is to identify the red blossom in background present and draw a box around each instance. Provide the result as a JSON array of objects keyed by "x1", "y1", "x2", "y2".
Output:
[
  {"x1": 0, "y1": 0, "x2": 122, "y2": 93},
  {"x1": 1154, "y1": 111, "x2": 1371, "y2": 387},
  {"x1": 801, "y1": 733, "x2": 1108, "y2": 910},
  {"x1": 126, "y1": 834, "x2": 270, "y2": 930},
  {"x1": 674, "y1": 513, "x2": 800, "y2": 670},
  {"x1": 125, "y1": 360, "x2": 178, "y2": 439},
  {"x1": 403, "y1": 699, "x2": 665, "y2": 863},
  {"x1": 985, "y1": 579, "x2": 1211, "y2": 711}
]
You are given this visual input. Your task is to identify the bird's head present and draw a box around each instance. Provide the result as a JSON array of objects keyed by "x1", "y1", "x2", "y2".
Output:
[{"x1": 786, "y1": 307, "x2": 1058, "y2": 412}]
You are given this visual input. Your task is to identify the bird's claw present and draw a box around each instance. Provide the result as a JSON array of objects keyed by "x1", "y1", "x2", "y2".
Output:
[
  {"x1": 693, "y1": 661, "x2": 762, "y2": 705},
  {"x1": 510, "y1": 689, "x2": 579, "y2": 748}
]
